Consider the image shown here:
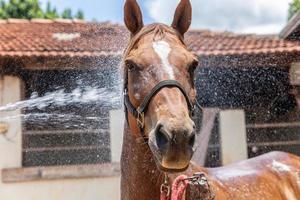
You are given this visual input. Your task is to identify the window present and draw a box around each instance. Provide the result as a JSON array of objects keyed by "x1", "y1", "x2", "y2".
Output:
[
  {"x1": 21, "y1": 69, "x2": 121, "y2": 167},
  {"x1": 196, "y1": 66, "x2": 300, "y2": 167}
]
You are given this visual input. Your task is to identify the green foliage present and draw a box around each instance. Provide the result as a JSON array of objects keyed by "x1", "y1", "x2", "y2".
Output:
[
  {"x1": 75, "y1": 9, "x2": 84, "y2": 20},
  {"x1": 0, "y1": 0, "x2": 85, "y2": 20},
  {"x1": 288, "y1": 0, "x2": 300, "y2": 20},
  {"x1": 61, "y1": 8, "x2": 84, "y2": 20},
  {"x1": 44, "y1": 1, "x2": 58, "y2": 19},
  {"x1": 0, "y1": 0, "x2": 43, "y2": 19},
  {"x1": 61, "y1": 8, "x2": 72, "y2": 19},
  {"x1": 0, "y1": 1, "x2": 8, "y2": 19}
]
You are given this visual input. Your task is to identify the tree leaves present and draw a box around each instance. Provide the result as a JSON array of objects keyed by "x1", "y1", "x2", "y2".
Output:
[
  {"x1": 0, "y1": 0, "x2": 84, "y2": 20},
  {"x1": 288, "y1": 0, "x2": 300, "y2": 20}
]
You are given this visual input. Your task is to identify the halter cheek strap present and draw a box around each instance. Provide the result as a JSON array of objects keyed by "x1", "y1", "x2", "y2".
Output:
[{"x1": 124, "y1": 80, "x2": 197, "y2": 140}]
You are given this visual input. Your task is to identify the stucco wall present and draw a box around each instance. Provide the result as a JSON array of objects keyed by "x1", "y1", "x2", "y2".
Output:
[
  {"x1": 0, "y1": 76, "x2": 121, "y2": 200},
  {"x1": 0, "y1": 177, "x2": 120, "y2": 200},
  {"x1": 0, "y1": 76, "x2": 22, "y2": 170}
]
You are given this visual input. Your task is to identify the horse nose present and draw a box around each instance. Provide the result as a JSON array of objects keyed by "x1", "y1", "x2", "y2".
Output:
[
  {"x1": 188, "y1": 130, "x2": 196, "y2": 147},
  {"x1": 155, "y1": 126, "x2": 170, "y2": 150},
  {"x1": 155, "y1": 124, "x2": 196, "y2": 151}
]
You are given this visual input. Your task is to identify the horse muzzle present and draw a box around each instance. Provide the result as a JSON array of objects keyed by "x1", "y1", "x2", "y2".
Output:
[{"x1": 148, "y1": 122, "x2": 195, "y2": 172}]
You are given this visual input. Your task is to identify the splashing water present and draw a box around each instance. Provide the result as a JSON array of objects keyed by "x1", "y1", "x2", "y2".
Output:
[
  {"x1": 0, "y1": 86, "x2": 121, "y2": 112},
  {"x1": 0, "y1": 84, "x2": 122, "y2": 129}
]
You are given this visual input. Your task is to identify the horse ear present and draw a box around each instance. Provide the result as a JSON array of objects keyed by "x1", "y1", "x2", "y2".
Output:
[
  {"x1": 171, "y1": 0, "x2": 192, "y2": 36},
  {"x1": 124, "y1": 0, "x2": 144, "y2": 35}
]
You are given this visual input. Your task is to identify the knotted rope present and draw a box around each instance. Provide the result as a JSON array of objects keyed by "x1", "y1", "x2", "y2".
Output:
[
  {"x1": 160, "y1": 173, "x2": 215, "y2": 200},
  {"x1": 161, "y1": 175, "x2": 189, "y2": 200}
]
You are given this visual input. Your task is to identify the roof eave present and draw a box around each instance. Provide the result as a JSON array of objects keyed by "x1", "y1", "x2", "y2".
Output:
[
  {"x1": 280, "y1": 10, "x2": 300, "y2": 40},
  {"x1": 198, "y1": 51, "x2": 300, "y2": 69},
  {"x1": 0, "y1": 53, "x2": 123, "y2": 71}
]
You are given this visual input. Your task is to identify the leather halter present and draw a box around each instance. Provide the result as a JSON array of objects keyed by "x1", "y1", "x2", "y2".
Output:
[{"x1": 124, "y1": 79, "x2": 199, "y2": 140}]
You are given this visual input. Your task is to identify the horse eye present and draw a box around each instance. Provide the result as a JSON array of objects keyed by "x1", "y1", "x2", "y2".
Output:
[
  {"x1": 189, "y1": 60, "x2": 199, "y2": 75},
  {"x1": 127, "y1": 63, "x2": 135, "y2": 71},
  {"x1": 188, "y1": 60, "x2": 198, "y2": 87},
  {"x1": 126, "y1": 60, "x2": 139, "y2": 71}
]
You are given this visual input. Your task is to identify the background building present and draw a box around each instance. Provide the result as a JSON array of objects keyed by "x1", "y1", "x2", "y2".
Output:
[{"x1": 0, "y1": 12, "x2": 300, "y2": 199}]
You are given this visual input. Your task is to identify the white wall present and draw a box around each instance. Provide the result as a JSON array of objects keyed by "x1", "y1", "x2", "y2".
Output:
[
  {"x1": 219, "y1": 109, "x2": 248, "y2": 165},
  {"x1": 0, "y1": 76, "x2": 121, "y2": 200},
  {"x1": 290, "y1": 62, "x2": 300, "y2": 109},
  {"x1": 110, "y1": 110, "x2": 125, "y2": 163},
  {"x1": 290, "y1": 62, "x2": 300, "y2": 86},
  {"x1": 0, "y1": 177, "x2": 120, "y2": 200},
  {"x1": 0, "y1": 76, "x2": 22, "y2": 169}
]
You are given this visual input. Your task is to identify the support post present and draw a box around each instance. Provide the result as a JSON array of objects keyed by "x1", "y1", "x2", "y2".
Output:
[
  {"x1": 290, "y1": 62, "x2": 300, "y2": 109},
  {"x1": 0, "y1": 76, "x2": 23, "y2": 170},
  {"x1": 109, "y1": 110, "x2": 124, "y2": 163},
  {"x1": 219, "y1": 109, "x2": 248, "y2": 165}
]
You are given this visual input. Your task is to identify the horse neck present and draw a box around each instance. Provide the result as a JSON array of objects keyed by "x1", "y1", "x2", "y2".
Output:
[{"x1": 121, "y1": 126, "x2": 162, "y2": 200}]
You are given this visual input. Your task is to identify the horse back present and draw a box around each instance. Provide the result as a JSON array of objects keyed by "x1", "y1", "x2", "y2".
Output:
[{"x1": 206, "y1": 151, "x2": 300, "y2": 200}]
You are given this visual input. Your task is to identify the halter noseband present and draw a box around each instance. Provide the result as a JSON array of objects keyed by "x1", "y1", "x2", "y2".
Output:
[{"x1": 124, "y1": 79, "x2": 199, "y2": 140}]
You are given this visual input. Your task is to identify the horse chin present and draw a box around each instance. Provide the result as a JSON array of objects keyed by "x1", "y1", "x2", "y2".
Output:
[
  {"x1": 149, "y1": 144, "x2": 190, "y2": 173},
  {"x1": 148, "y1": 132, "x2": 191, "y2": 173},
  {"x1": 156, "y1": 160, "x2": 190, "y2": 173}
]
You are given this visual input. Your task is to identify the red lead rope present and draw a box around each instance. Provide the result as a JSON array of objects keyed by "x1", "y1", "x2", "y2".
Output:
[{"x1": 161, "y1": 175, "x2": 189, "y2": 200}]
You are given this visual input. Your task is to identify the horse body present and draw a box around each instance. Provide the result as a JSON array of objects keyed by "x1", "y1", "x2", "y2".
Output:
[
  {"x1": 204, "y1": 152, "x2": 300, "y2": 199},
  {"x1": 121, "y1": 0, "x2": 300, "y2": 199},
  {"x1": 121, "y1": 128, "x2": 300, "y2": 200}
]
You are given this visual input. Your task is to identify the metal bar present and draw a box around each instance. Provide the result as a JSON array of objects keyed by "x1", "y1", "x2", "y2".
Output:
[
  {"x1": 23, "y1": 129, "x2": 108, "y2": 135},
  {"x1": 2, "y1": 163, "x2": 120, "y2": 183},
  {"x1": 248, "y1": 140, "x2": 300, "y2": 147},
  {"x1": 247, "y1": 122, "x2": 300, "y2": 129},
  {"x1": 208, "y1": 140, "x2": 300, "y2": 149},
  {"x1": 23, "y1": 145, "x2": 109, "y2": 152}
]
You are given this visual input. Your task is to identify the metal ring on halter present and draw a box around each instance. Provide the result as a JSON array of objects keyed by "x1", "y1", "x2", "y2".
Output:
[
  {"x1": 160, "y1": 183, "x2": 171, "y2": 197},
  {"x1": 160, "y1": 173, "x2": 170, "y2": 197},
  {"x1": 187, "y1": 172, "x2": 209, "y2": 186},
  {"x1": 136, "y1": 107, "x2": 145, "y2": 129}
]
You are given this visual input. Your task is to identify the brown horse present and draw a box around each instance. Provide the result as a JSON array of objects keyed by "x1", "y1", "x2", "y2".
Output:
[{"x1": 121, "y1": 0, "x2": 300, "y2": 199}]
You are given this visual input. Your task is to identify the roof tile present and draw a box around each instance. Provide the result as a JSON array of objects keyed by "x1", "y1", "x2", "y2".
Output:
[{"x1": 0, "y1": 21, "x2": 299, "y2": 58}]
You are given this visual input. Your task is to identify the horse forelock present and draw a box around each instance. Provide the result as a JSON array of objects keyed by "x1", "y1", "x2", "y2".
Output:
[
  {"x1": 122, "y1": 23, "x2": 185, "y2": 90},
  {"x1": 123, "y1": 23, "x2": 185, "y2": 59}
]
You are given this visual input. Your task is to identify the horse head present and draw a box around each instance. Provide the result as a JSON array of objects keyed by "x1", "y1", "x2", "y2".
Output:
[{"x1": 123, "y1": 0, "x2": 199, "y2": 172}]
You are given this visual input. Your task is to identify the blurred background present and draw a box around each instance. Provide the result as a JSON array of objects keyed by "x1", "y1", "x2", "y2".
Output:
[
  {"x1": 0, "y1": 0, "x2": 299, "y2": 199},
  {"x1": 0, "y1": 0, "x2": 299, "y2": 33}
]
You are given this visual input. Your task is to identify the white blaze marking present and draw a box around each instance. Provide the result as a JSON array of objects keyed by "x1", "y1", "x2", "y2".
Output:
[{"x1": 152, "y1": 40, "x2": 175, "y2": 79}]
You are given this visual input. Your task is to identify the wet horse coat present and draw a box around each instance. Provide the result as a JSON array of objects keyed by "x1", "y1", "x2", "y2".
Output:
[
  {"x1": 122, "y1": 133, "x2": 300, "y2": 200},
  {"x1": 121, "y1": 0, "x2": 300, "y2": 199}
]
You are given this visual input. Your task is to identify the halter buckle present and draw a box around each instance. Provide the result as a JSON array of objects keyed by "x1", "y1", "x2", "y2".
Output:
[
  {"x1": 160, "y1": 173, "x2": 170, "y2": 197},
  {"x1": 186, "y1": 172, "x2": 210, "y2": 189},
  {"x1": 137, "y1": 108, "x2": 145, "y2": 129}
]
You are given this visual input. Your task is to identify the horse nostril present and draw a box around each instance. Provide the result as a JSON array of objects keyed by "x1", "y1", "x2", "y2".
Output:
[
  {"x1": 156, "y1": 128, "x2": 169, "y2": 150},
  {"x1": 189, "y1": 132, "x2": 196, "y2": 147}
]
